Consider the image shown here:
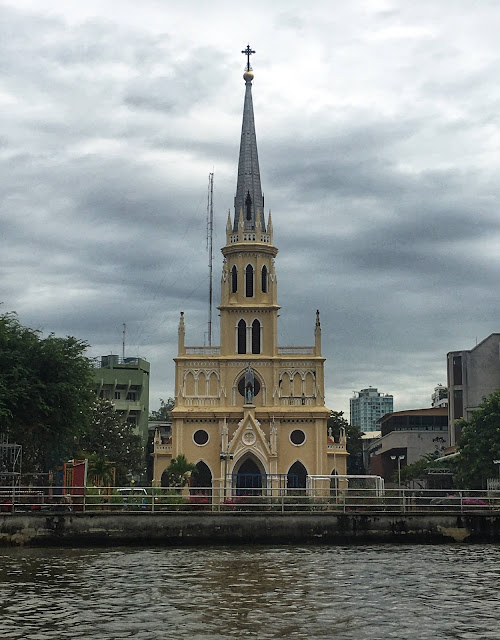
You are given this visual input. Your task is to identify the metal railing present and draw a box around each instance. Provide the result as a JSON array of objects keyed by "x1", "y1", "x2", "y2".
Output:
[
  {"x1": 185, "y1": 347, "x2": 221, "y2": 355},
  {"x1": 1, "y1": 487, "x2": 500, "y2": 514}
]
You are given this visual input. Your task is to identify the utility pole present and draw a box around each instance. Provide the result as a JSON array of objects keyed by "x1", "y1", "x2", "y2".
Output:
[
  {"x1": 206, "y1": 172, "x2": 214, "y2": 346},
  {"x1": 122, "y1": 323, "x2": 126, "y2": 360}
]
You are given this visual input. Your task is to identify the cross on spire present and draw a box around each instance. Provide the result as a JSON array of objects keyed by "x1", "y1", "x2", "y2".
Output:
[{"x1": 242, "y1": 44, "x2": 255, "y2": 71}]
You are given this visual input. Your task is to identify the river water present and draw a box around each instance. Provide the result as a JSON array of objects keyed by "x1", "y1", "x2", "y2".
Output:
[{"x1": 1, "y1": 544, "x2": 499, "y2": 639}]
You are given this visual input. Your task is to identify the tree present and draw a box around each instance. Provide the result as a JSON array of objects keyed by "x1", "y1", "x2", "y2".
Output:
[
  {"x1": 327, "y1": 411, "x2": 365, "y2": 474},
  {"x1": 396, "y1": 452, "x2": 455, "y2": 489},
  {"x1": 163, "y1": 454, "x2": 197, "y2": 487},
  {"x1": 76, "y1": 398, "x2": 144, "y2": 485},
  {"x1": 0, "y1": 311, "x2": 94, "y2": 473},
  {"x1": 86, "y1": 453, "x2": 116, "y2": 488},
  {"x1": 456, "y1": 390, "x2": 500, "y2": 489},
  {"x1": 149, "y1": 397, "x2": 175, "y2": 421}
]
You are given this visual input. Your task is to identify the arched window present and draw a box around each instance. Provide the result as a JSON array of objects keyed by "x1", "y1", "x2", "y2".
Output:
[
  {"x1": 237, "y1": 319, "x2": 246, "y2": 354},
  {"x1": 191, "y1": 461, "x2": 212, "y2": 497},
  {"x1": 287, "y1": 461, "x2": 308, "y2": 489},
  {"x1": 251, "y1": 319, "x2": 261, "y2": 354},
  {"x1": 245, "y1": 264, "x2": 254, "y2": 297},
  {"x1": 261, "y1": 265, "x2": 268, "y2": 293},
  {"x1": 231, "y1": 265, "x2": 238, "y2": 293},
  {"x1": 185, "y1": 371, "x2": 195, "y2": 396},
  {"x1": 245, "y1": 191, "x2": 252, "y2": 221}
]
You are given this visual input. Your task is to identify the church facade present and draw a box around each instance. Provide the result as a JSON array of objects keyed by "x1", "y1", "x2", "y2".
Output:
[{"x1": 152, "y1": 50, "x2": 347, "y2": 492}]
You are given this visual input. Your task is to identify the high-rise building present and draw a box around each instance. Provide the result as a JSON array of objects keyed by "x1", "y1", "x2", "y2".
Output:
[
  {"x1": 350, "y1": 387, "x2": 393, "y2": 433},
  {"x1": 93, "y1": 355, "x2": 150, "y2": 446},
  {"x1": 447, "y1": 333, "x2": 500, "y2": 446},
  {"x1": 152, "y1": 49, "x2": 347, "y2": 491}
]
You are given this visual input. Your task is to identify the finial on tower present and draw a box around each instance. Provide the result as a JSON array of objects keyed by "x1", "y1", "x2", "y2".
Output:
[
  {"x1": 315, "y1": 309, "x2": 322, "y2": 355},
  {"x1": 242, "y1": 44, "x2": 255, "y2": 82},
  {"x1": 178, "y1": 311, "x2": 185, "y2": 354}
]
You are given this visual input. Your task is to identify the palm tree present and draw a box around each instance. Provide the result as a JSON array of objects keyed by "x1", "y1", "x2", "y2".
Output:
[
  {"x1": 165, "y1": 454, "x2": 197, "y2": 487},
  {"x1": 87, "y1": 453, "x2": 115, "y2": 488}
]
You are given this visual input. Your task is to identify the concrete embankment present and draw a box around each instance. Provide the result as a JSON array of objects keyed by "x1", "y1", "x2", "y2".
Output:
[{"x1": 2, "y1": 512, "x2": 500, "y2": 546}]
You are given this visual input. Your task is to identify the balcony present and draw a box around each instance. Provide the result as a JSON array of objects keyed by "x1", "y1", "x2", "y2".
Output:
[
  {"x1": 154, "y1": 443, "x2": 172, "y2": 453},
  {"x1": 183, "y1": 397, "x2": 220, "y2": 406},
  {"x1": 278, "y1": 347, "x2": 314, "y2": 355},
  {"x1": 185, "y1": 347, "x2": 220, "y2": 355},
  {"x1": 328, "y1": 442, "x2": 346, "y2": 452},
  {"x1": 279, "y1": 397, "x2": 315, "y2": 406}
]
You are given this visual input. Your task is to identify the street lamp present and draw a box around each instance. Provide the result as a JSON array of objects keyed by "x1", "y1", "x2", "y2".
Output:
[{"x1": 390, "y1": 455, "x2": 405, "y2": 488}]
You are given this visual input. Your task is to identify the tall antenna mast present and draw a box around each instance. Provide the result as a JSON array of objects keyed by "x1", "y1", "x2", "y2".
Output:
[
  {"x1": 122, "y1": 323, "x2": 126, "y2": 360},
  {"x1": 207, "y1": 172, "x2": 214, "y2": 346}
]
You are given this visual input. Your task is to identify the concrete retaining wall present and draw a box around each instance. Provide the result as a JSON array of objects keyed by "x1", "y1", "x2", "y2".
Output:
[{"x1": 2, "y1": 512, "x2": 500, "y2": 546}]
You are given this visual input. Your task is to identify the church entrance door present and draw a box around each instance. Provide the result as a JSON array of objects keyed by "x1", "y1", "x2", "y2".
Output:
[{"x1": 234, "y1": 457, "x2": 264, "y2": 494}]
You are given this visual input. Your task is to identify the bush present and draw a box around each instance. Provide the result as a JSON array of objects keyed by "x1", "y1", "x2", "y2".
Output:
[
  {"x1": 188, "y1": 494, "x2": 211, "y2": 510},
  {"x1": 151, "y1": 488, "x2": 188, "y2": 511}
]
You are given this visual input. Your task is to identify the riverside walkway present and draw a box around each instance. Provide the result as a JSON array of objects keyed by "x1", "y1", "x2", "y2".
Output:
[{"x1": 2, "y1": 486, "x2": 500, "y2": 546}]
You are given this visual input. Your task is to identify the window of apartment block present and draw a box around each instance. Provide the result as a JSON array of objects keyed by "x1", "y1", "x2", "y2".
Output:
[
  {"x1": 453, "y1": 389, "x2": 463, "y2": 419},
  {"x1": 126, "y1": 392, "x2": 136, "y2": 401},
  {"x1": 452, "y1": 355, "x2": 462, "y2": 385},
  {"x1": 114, "y1": 391, "x2": 121, "y2": 400}
]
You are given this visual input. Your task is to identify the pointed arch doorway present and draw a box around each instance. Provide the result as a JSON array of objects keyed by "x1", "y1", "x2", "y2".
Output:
[
  {"x1": 191, "y1": 461, "x2": 212, "y2": 497},
  {"x1": 287, "y1": 461, "x2": 307, "y2": 489},
  {"x1": 233, "y1": 455, "x2": 265, "y2": 494}
]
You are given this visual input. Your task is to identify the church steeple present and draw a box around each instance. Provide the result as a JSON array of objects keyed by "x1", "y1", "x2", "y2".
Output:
[{"x1": 233, "y1": 45, "x2": 265, "y2": 232}]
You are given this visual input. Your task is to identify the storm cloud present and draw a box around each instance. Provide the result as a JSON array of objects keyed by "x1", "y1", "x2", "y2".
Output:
[{"x1": 1, "y1": 0, "x2": 499, "y2": 417}]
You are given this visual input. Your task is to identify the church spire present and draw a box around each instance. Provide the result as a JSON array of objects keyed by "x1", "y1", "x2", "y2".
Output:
[{"x1": 233, "y1": 45, "x2": 265, "y2": 232}]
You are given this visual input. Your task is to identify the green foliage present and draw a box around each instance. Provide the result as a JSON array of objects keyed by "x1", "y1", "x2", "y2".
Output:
[
  {"x1": 163, "y1": 454, "x2": 197, "y2": 487},
  {"x1": 76, "y1": 398, "x2": 144, "y2": 485},
  {"x1": 151, "y1": 488, "x2": 188, "y2": 510},
  {"x1": 396, "y1": 453, "x2": 454, "y2": 488},
  {"x1": 327, "y1": 411, "x2": 364, "y2": 474},
  {"x1": 149, "y1": 397, "x2": 174, "y2": 420},
  {"x1": 456, "y1": 390, "x2": 500, "y2": 489},
  {"x1": 86, "y1": 453, "x2": 116, "y2": 487},
  {"x1": 0, "y1": 311, "x2": 94, "y2": 473}
]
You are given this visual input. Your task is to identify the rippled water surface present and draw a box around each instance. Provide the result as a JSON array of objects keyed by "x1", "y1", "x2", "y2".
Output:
[{"x1": 1, "y1": 544, "x2": 500, "y2": 639}]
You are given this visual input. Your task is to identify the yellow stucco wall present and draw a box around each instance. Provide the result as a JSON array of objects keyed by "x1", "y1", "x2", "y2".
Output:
[{"x1": 153, "y1": 214, "x2": 347, "y2": 488}]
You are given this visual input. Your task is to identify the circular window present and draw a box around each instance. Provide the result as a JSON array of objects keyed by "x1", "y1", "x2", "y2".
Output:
[
  {"x1": 193, "y1": 429, "x2": 209, "y2": 446},
  {"x1": 242, "y1": 431, "x2": 256, "y2": 445},
  {"x1": 290, "y1": 429, "x2": 306, "y2": 446},
  {"x1": 237, "y1": 377, "x2": 261, "y2": 398}
]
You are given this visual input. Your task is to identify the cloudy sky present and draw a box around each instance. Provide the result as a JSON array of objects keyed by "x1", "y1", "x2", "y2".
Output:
[{"x1": 2, "y1": 0, "x2": 500, "y2": 417}]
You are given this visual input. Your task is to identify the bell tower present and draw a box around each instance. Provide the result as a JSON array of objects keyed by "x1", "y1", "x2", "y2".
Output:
[
  {"x1": 152, "y1": 47, "x2": 347, "y2": 490},
  {"x1": 219, "y1": 51, "x2": 279, "y2": 358}
]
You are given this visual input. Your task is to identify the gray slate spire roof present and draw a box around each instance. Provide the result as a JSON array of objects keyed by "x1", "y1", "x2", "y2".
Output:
[{"x1": 234, "y1": 51, "x2": 265, "y2": 232}]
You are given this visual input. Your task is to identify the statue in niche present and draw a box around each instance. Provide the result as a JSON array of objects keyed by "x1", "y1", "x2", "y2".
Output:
[{"x1": 244, "y1": 364, "x2": 255, "y2": 404}]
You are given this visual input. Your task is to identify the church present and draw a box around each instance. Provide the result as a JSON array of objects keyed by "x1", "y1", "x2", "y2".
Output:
[{"x1": 152, "y1": 48, "x2": 347, "y2": 493}]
